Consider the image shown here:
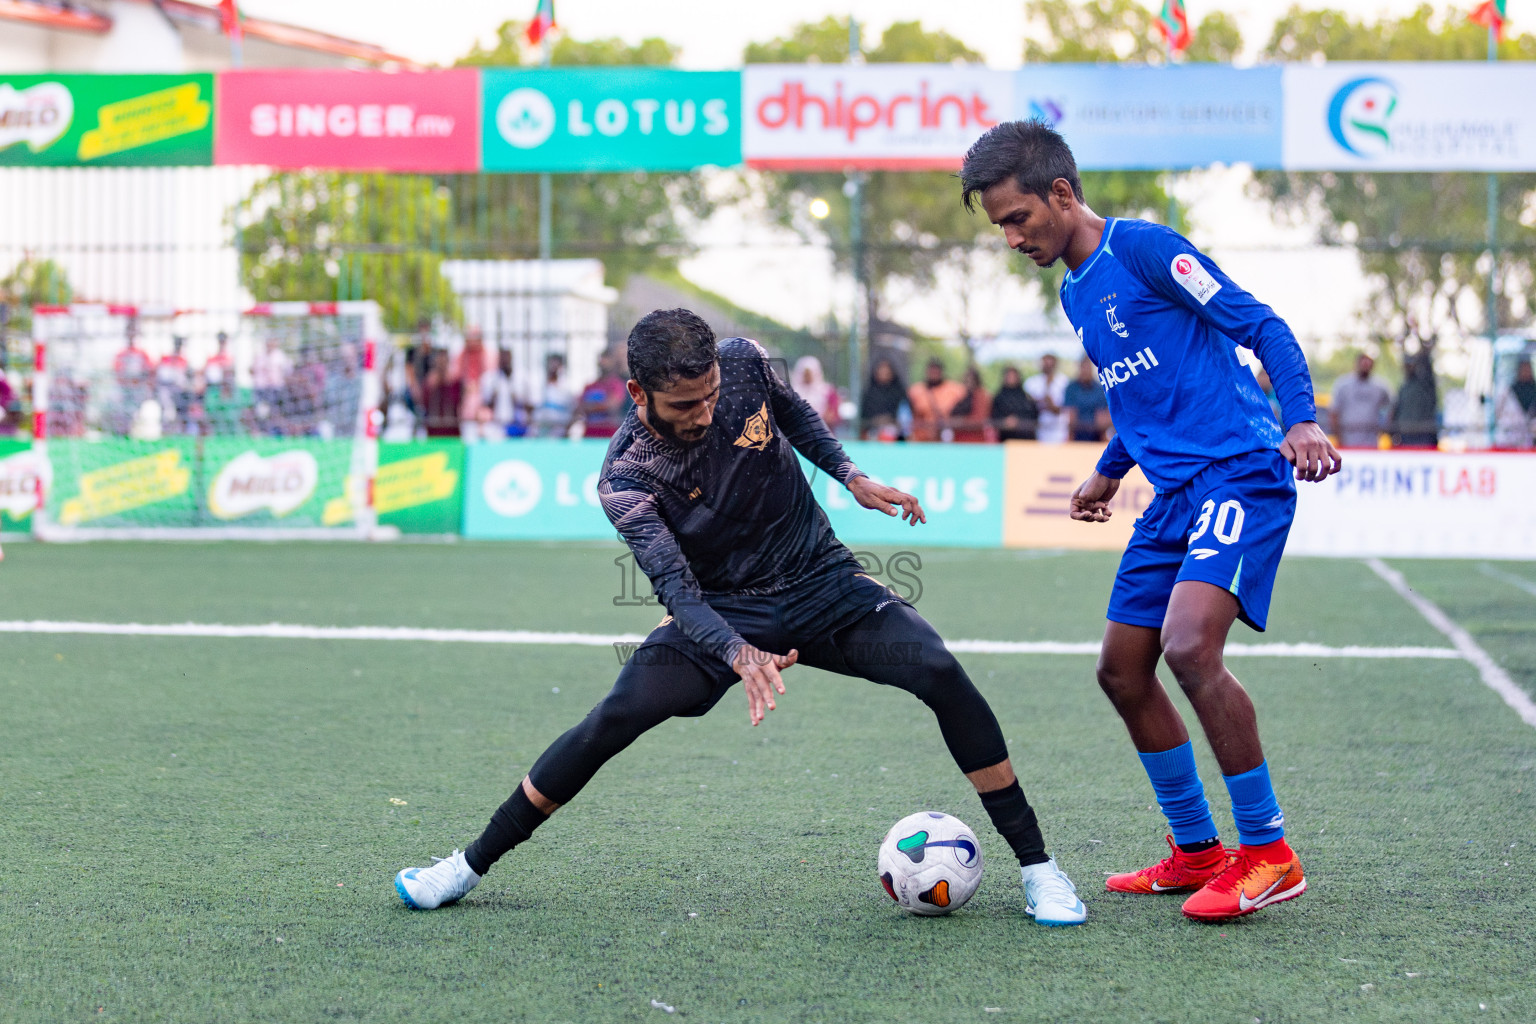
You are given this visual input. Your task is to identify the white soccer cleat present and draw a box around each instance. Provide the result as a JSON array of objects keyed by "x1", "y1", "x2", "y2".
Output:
[
  {"x1": 394, "y1": 849, "x2": 481, "y2": 910},
  {"x1": 1021, "y1": 857, "x2": 1088, "y2": 926}
]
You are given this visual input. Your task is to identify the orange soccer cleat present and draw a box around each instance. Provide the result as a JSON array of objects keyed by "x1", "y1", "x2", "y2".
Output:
[
  {"x1": 1181, "y1": 837, "x2": 1306, "y2": 922},
  {"x1": 1105, "y1": 834, "x2": 1231, "y2": 895}
]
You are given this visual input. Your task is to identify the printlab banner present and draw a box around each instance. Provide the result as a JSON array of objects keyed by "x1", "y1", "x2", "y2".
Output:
[
  {"x1": 1016, "y1": 66, "x2": 1282, "y2": 170},
  {"x1": 44, "y1": 438, "x2": 357, "y2": 528},
  {"x1": 215, "y1": 69, "x2": 480, "y2": 171},
  {"x1": 1288, "y1": 450, "x2": 1536, "y2": 558},
  {"x1": 0, "y1": 74, "x2": 213, "y2": 166},
  {"x1": 1283, "y1": 63, "x2": 1536, "y2": 171},
  {"x1": 742, "y1": 64, "x2": 1014, "y2": 169},
  {"x1": 482, "y1": 68, "x2": 740, "y2": 172}
]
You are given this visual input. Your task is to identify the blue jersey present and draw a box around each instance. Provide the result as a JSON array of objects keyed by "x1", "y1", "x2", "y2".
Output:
[{"x1": 1060, "y1": 218, "x2": 1317, "y2": 491}]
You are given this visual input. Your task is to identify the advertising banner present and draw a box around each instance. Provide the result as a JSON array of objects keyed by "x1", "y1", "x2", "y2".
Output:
[
  {"x1": 44, "y1": 438, "x2": 356, "y2": 528},
  {"x1": 1015, "y1": 66, "x2": 1282, "y2": 169},
  {"x1": 377, "y1": 442, "x2": 464, "y2": 534},
  {"x1": 1288, "y1": 450, "x2": 1536, "y2": 558},
  {"x1": 482, "y1": 69, "x2": 740, "y2": 172},
  {"x1": 215, "y1": 69, "x2": 480, "y2": 171},
  {"x1": 1002, "y1": 442, "x2": 1156, "y2": 551},
  {"x1": 0, "y1": 74, "x2": 213, "y2": 166},
  {"x1": 742, "y1": 64, "x2": 1013, "y2": 170},
  {"x1": 0, "y1": 441, "x2": 43, "y2": 532},
  {"x1": 1282, "y1": 63, "x2": 1536, "y2": 171},
  {"x1": 463, "y1": 440, "x2": 610, "y2": 540},
  {"x1": 806, "y1": 441, "x2": 1003, "y2": 547}
]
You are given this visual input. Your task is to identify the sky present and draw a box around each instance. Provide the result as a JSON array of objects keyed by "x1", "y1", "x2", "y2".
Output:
[
  {"x1": 230, "y1": 0, "x2": 1476, "y2": 351},
  {"x1": 241, "y1": 0, "x2": 1457, "y2": 69}
]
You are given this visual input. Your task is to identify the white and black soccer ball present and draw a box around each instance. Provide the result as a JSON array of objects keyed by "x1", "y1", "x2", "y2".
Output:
[{"x1": 877, "y1": 810, "x2": 984, "y2": 916}]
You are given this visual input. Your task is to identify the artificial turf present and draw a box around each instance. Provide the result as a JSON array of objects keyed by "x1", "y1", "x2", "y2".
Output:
[{"x1": 0, "y1": 542, "x2": 1532, "y2": 1023}]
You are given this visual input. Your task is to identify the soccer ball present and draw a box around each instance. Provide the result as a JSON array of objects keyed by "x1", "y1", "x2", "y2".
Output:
[{"x1": 877, "y1": 811, "x2": 984, "y2": 915}]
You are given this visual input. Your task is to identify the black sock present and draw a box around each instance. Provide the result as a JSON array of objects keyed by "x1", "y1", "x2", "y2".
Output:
[
  {"x1": 1178, "y1": 836, "x2": 1222, "y2": 855},
  {"x1": 979, "y1": 781, "x2": 1049, "y2": 867},
  {"x1": 464, "y1": 785, "x2": 549, "y2": 877}
]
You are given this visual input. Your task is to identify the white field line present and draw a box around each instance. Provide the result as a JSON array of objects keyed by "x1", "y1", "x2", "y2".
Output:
[
  {"x1": 1366, "y1": 558, "x2": 1536, "y2": 729},
  {"x1": 0, "y1": 619, "x2": 1458, "y2": 659},
  {"x1": 1479, "y1": 562, "x2": 1536, "y2": 599}
]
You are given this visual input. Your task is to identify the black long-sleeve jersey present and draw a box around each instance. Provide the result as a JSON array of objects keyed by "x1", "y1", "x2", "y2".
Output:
[{"x1": 598, "y1": 338, "x2": 867, "y2": 668}]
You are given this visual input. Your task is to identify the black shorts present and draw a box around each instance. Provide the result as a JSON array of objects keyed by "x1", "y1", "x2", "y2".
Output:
[{"x1": 631, "y1": 562, "x2": 913, "y2": 718}]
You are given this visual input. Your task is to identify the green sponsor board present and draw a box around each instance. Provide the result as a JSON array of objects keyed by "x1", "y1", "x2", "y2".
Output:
[
  {"x1": 0, "y1": 74, "x2": 213, "y2": 166},
  {"x1": 45, "y1": 438, "x2": 358, "y2": 528},
  {"x1": 0, "y1": 439, "x2": 40, "y2": 531},
  {"x1": 377, "y1": 442, "x2": 464, "y2": 534},
  {"x1": 482, "y1": 68, "x2": 740, "y2": 171}
]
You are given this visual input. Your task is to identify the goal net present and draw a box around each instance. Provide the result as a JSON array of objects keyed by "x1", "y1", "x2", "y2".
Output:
[{"x1": 32, "y1": 301, "x2": 383, "y2": 539}]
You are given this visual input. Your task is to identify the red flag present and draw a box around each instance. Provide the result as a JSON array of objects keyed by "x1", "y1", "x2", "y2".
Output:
[
  {"x1": 218, "y1": 0, "x2": 242, "y2": 43},
  {"x1": 1469, "y1": 0, "x2": 1508, "y2": 41},
  {"x1": 524, "y1": 0, "x2": 555, "y2": 46}
]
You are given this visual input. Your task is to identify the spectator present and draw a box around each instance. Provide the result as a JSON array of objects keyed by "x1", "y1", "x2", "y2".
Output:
[
  {"x1": 1063, "y1": 356, "x2": 1110, "y2": 442},
  {"x1": 0, "y1": 372, "x2": 14, "y2": 436},
  {"x1": 155, "y1": 336, "x2": 191, "y2": 432},
  {"x1": 403, "y1": 319, "x2": 435, "y2": 414},
  {"x1": 251, "y1": 335, "x2": 293, "y2": 415},
  {"x1": 478, "y1": 347, "x2": 526, "y2": 439},
  {"x1": 991, "y1": 365, "x2": 1038, "y2": 441},
  {"x1": 110, "y1": 323, "x2": 154, "y2": 435},
  {"x1": 453, "y1": 326, "x2": 489, "y2": 426},
  {"x1": 419, "y1": 350, "x2": 462, "y2": 438},
  {"x1": 949, "y1": 366, "x2": 992, "y2": 443},
  {"x1": 1494, "y1": 358, "x2": 1536, "y2": 449},
  {"x1": 525, "y1": 352, "x2": 574, "y2": 438},
  {"x1": 576, "y1": 348, "x2": 631, "y2": 439},
  {"x1": 1393, "y1": 351, "x2": 1439, "y2": 448},
  {"x1": 204, "y1": 331, "x2": 234, "y2": 389},
  {"x1": 907, "y1": 358, "x2": 967, "y2": 442},
  {"x1": 283, "y1": 344, "x2": 328, "y2": 436},
  {"x1": 1330, "y1": 353, "x2": 1392, "y2": 448},
  {"x1": 1025, "y1": 353, "x2": 1069, "y2": 443},
  {"x1": 859, "y1": 357, "x2": 907, "y2": 440},
  {"x1": 791, "y1": 355, "x2": 840, "y2": 430}
]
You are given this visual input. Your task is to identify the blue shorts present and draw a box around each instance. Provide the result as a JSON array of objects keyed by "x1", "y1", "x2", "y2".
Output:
[{"x1": 1108, "y1": 449, "x2": 1296, "y2": 633}]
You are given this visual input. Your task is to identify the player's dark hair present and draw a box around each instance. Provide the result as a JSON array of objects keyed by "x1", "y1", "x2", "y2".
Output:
[
  {"x1": 627, "y1": 308, "x2": 718, "y2": 392},
  {"x1": 960, "y1": 119, "x2": 1084, "y2": 213}
]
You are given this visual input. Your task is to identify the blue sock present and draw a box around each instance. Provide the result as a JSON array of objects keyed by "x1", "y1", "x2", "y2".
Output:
[
  {"x1": 1223, "y1": 761, "x2": 1286, "y2": 846},
  {"x1": 1137, "y1": 742, "x2": 1218, "y2": 847}
]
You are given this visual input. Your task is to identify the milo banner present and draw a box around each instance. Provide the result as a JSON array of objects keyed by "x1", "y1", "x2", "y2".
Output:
[
  {"x1": 0, "y1": 440, "x2": 44, "y2": 532},
  {"x1": 44, "y1": 438, "x2": 358, "y2": 528},
  {"x1": 376, "y1": 442, "x2": 464, "y2": 534},
  {"x1": 0, "y1": 74, "x2": 213, "y2": 166}
]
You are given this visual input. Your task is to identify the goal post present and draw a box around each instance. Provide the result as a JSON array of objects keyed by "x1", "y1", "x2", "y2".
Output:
[{"x1": 31, "y1": 301, "x2": 384, "y2": 540}]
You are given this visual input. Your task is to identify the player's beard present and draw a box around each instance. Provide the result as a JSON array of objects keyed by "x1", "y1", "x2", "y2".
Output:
[{"x1": 646, "y1": 403, "x2": 711, "y2": 449}]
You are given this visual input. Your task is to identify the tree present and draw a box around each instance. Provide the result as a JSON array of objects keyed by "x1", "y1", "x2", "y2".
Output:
[
  {"x1": 1, "y1": 256, "x2": 75, "y2": 343},
  {"x1": 744, "y1": 19, "x2": 1000, "y2": 351},
  {"x1": 1252, "y1": 6, "x2": 1536, "y2": 352},
  {"x1": 233, "y1": 173, "x2": 459, "y2": 332}
]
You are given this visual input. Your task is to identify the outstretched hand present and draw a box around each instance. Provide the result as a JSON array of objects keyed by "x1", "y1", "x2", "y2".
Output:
[
  {"x1": 848, "y1": 476, "x2": 926, "y2": 526},
  {"x1": 1279, "y1": 421, "x2": 1342, "y2": 482},
  {"x1": 1069, "y1": 471, "x2": 1120, "y2": 523},
  {"x1": 733, "y1": 644, "x2": 799, "y2": 726}
]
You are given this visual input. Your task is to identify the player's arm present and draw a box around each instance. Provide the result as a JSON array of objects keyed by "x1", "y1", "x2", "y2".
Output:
[
  {"x1": 1127, "y1": 227, "x2": 1340, "y2": 482},
  {"x1": 600, "y1": 475, "x2": 796, "y2": 725},
  {"x1": 756, "y1": 343, "x2": 926, "y2": 524}
]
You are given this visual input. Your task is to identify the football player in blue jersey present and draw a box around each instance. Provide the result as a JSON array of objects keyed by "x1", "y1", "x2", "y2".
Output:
[{"x1": 962, "y1": 120, "x2": 1341, "y2": 922}]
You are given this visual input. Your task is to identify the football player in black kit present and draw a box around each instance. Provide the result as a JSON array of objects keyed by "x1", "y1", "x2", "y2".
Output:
[{"x1": 395, "y1": 309, "x2": 1087, "y2": 925}]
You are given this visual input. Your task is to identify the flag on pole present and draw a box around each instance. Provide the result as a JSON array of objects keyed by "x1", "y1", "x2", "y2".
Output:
[
  {"x1": 218, "y1": 0, "x2": 243, "y2": 67},
  {"x1": 1156, "y1": 0, "x2": 1192, "y2": 54},
  {"x1": 524, "y1": 0, "x2": 556, "y2": 46},
  {"x1": 1469, "y1": 0, "x2": 1508, "y2": 40}
]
